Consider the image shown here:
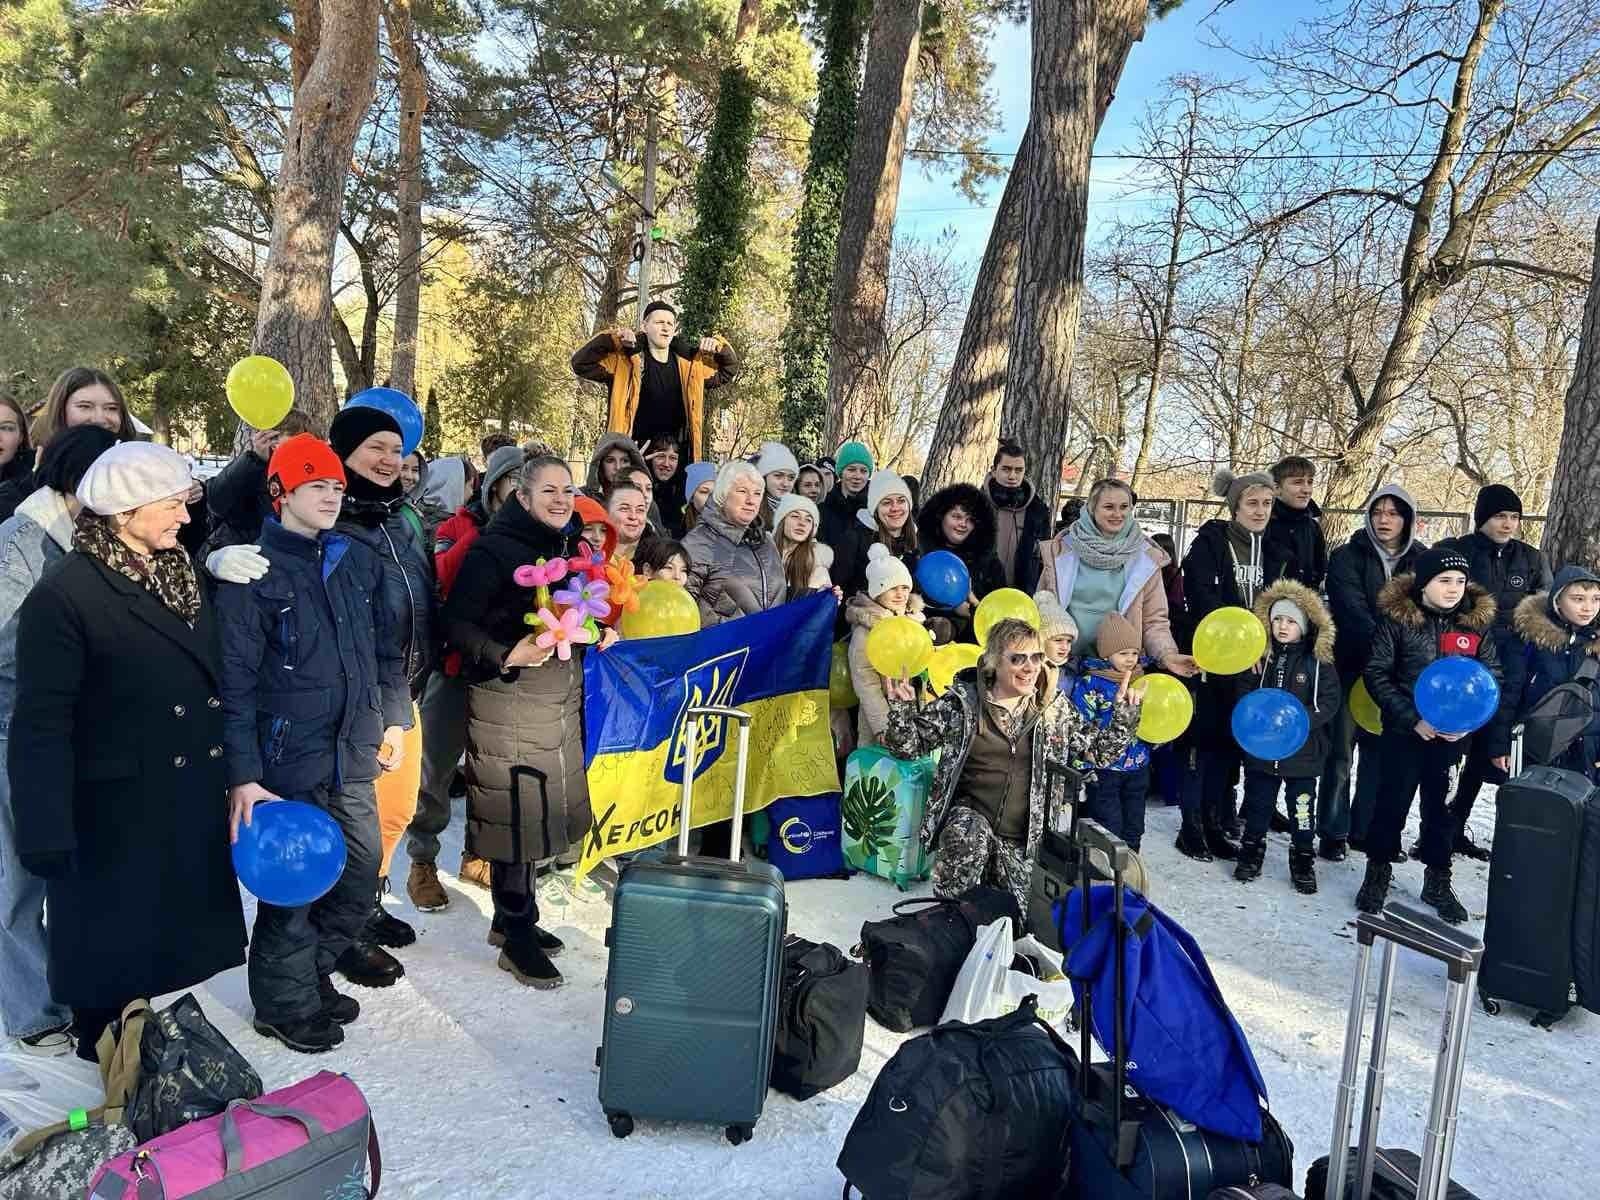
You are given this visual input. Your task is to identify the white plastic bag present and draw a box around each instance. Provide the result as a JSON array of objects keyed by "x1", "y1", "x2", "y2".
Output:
[
  {"x1": 0, "y1": 1049, "x2": 102, "y2": 1154},
  {"x1": 940, "y1": 919, "x2": 1077, "y2": 1032}
]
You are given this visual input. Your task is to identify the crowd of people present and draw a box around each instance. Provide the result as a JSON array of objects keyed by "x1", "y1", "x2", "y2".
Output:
[{"x1": 2, "y1": 301, "x2": 1594, "y2": 1072}]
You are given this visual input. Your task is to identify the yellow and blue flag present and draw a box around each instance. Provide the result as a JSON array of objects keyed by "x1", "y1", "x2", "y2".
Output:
[{"x1": 575, "y1": 590, "x2": 840, "y2": 877}]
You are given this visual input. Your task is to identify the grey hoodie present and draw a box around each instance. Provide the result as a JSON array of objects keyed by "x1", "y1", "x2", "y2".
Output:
[{"x1": 1364, "y1": 482, "x2": 1418, "y2": 580}]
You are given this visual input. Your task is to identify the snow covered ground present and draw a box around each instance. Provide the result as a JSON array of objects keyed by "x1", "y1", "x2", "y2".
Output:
[{"x1": 11, "y1": 789, "x2": 1594, "y2": 1198}]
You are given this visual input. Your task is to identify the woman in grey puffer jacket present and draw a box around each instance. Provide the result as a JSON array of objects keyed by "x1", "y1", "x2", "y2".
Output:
[{"x1": 681, "y1": 460, "x2": 786, "y2": 626}]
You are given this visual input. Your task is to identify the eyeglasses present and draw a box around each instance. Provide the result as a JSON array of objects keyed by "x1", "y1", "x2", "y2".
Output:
[{"x1": 1005, "y1": 652, "x2": 1046, "y2": 667}]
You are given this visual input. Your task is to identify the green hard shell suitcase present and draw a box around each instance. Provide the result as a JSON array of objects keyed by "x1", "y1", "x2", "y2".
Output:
[{"x1": 842, "y1": 747, "x2": 934, "y2": 890}]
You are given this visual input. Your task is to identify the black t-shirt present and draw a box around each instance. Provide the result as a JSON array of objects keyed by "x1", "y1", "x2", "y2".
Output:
[{"x1": 632, "y1": 351, "x2": 686, "y2": 445}]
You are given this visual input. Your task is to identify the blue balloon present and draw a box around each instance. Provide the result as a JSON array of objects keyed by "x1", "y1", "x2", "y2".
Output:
[
  {"x1": 1415, "y1": 656, "x2": 1501, "y2": 736},
  {"x1": 346, "y1": 387, "x2": 424, "y2": 457},
  {"x1": 232, "y1": 799, "x2": 347, "y2": 907},
  {"x1": 1232, "y1": 688, "x2": 1311, "y2": 761},
  {"x1": 916, "y1": 550, "x2": 971, "y2": 608}
]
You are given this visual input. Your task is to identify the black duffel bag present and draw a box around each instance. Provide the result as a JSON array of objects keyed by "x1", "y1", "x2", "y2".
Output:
[
  {"x1": 855, "y1": 885, "x2": 1022, "y2": 1032},
  {"x1": 837, "y1": 994, "x2": 1076, "y2": 1200},
  {"x1": 772, "y1": 936, "x2": 870, "y2": 1100}
]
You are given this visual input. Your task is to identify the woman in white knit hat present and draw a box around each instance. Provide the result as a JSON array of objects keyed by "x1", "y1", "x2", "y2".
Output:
[
  {"x1": 846, "y1": 544, "x2": 928, "y2": 746},
  {"x1": 836, "y1": 467, "x2": 921, "y2": 603},
  {"x1": 771, "y1": 492, "x2": 836, "y2": 597},
  {"x1": 755, "y1": 440, "x2": 800, "y2": 531},
  {"x1": 9, "y1": 442, "x2": 246, "y2": 1060}
]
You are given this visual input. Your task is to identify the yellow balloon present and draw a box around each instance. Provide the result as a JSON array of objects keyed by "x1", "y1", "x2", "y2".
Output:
[
  {"x1": 225, "y1": 356, "x2": 295, "y2": 429},
  {"x1": 1192, "y1": 606, "x2": 1267, "y2": 675},
  {"x1": 829, "y1": 641, "x2": 857, "y2": 709},
  {"x1": 866, "y1": 616, "x2": 934, "y2": 679},
  {"x1": 1351, "y1": 678, "x2": 1383, "y2": 735},
  {"x1": 928, "y1": 642, "x2": 981, "y2": 694},
  {"x1": 1131, "y1": 673, "x2": 1194, "y2": 745},
  {"x1": 619, "y1": 580, "x2": 700, "y2": 640},
  {"x1": 973, "y1": 588, "x2": 1041, "y2": 645}
]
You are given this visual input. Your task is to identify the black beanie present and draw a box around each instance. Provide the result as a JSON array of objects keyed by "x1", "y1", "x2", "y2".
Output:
[
  {"x1": 36, "y1": 425, "x2": 119, "y2": 495},
  {"x1": 1413, "y1": 546, "x2": 1471, "y2": 595},
  {"x1": 328, "y1": 405, "x2": 403, "y2": 463},
  {"x1": 1474, "y1": 483, "x2": 1522, "y2": 531}
]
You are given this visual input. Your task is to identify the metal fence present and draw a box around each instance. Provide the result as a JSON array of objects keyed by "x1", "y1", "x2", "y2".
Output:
[{"x1": 1133, "y1": 499, "x2": 1547, "y2": 558}]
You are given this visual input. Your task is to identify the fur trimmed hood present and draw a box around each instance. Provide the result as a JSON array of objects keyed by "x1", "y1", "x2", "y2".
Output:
[
  {"x1": 1377, "y1": 574, "x2": 1496, "y2": 632},
  {"x1": 1514, "y1": 592, "x2": 1600, "y2": 656},
  {"x1": 1252, "y1": 579, "x2": 1336, "y2": 665},
  {"x1": 918, "y1": 483, "x2": 998, "y2": 560},
  {"x1": 845, "y1": 590, "x2": 926, "y2": 630}
]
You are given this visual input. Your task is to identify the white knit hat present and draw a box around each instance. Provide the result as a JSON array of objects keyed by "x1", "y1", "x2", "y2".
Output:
[
  {"x1": 755, "y1": 441, "x2": 800, "y2": 480},
  {"x1": 866, "y1": 543, "x2": 913, "y2": 598},
  {"x1": 1034, "y1": 590, "x2": 1079, "y2": 641},
  {"x1": 77, "y1": 442, "x2": 193, "y2": 516},
  {"x1": 865, "y1": 468, "x2": 912, "y2": 517},
  {"x1": 772, "y1": 493, "x2": 820, "y2": 539}
]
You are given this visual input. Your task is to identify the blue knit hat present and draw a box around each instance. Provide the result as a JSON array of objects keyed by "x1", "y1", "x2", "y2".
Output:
[
  {"x1": 684, "y1": 461, "x2": 717, "y2": 499},
  {"x1": 834, "y1": 441, "x2": 874, "y2": 475}
]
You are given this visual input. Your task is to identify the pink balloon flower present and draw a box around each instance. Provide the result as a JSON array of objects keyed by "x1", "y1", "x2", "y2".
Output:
[
  {"x1": 513, "y1": 557, "x2": 568, "y2": 590},
  {"x1": 533, "y1": 606, "x2": 594, "y2": 661}
]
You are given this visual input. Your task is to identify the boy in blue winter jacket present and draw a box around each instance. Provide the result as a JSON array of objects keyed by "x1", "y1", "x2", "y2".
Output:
[
  {"x1": 1071, "y1": 612, "x2": 1151, "y2": 850},
  {"x1": 218, "y1": 435, "x2": 410, "y2": 1055},
  {"x1": 1503, "y1": 564, "x2": 1600, "y2": 783}
]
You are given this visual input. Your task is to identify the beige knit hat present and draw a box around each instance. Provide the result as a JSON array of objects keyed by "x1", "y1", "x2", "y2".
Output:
[
  {"x1": 1095, "y1": 611, "x2": 1142, "y2": 660},
  {"x1": 1034, "y1": 590, "x2": 1079, "y2": 641}
]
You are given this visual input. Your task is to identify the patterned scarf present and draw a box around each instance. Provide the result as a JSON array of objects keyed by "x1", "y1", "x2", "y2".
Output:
[
  {"x1": 1065, "y1": 505, "x2": 1145, "y2": 572},
  {"x1": 74, "y1": 511, "x2": 202, "y2": 625}
]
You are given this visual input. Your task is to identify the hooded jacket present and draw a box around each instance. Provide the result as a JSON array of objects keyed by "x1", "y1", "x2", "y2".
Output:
[
  {"x1": 917, "y1": 484, "x2": 1006, "y2": 641},
  {"x1": 571, "y1": 330, "x2": 738, "y2": 462},
  {"x1": 1434, "y1": 529, "x2": 1551, "y2": 636},
  {"x1": 1365, "y1": 575, "x2": 1502, "y2": 748},
  {"x1": 819, "y1": 482, "x2": 869, "y2": 550},
  {"x1": 0, "y1": 486, "x2": 75, "y2": 716},
  {"x1": 1263, "y1": 497, "x2": 1328, "y2": 590},
  {"x1": 832, "y1": 509, "x2": 921, "y2": 608},
  {"x1": 336, "y1": 491, "x2": 436, "y2": 689},
  {"x1": 583, "y1": 433, "x2": 649, "y2": 498},
  {"x1": 987, "y1": 477, "x2": 1052, "y2": 591},
  {"x1": 681, "y1": 502, "x2": 787, "y2": 626},
  {"x1": 1243, "y1": 580, "x2": 1340, "y2": 778},
  {"x1": 1504, "y1": 566, "x2": 1600, "y2": 773},
  {"x1": 1181, "y1": 518, "x2": 1292, "y2": 620},
  {"x1": 845, "y1": 591, "x2": 928, "y2": 746},
  {"x1": 1326, "y1": 483, "x2": 1427, "y2": 682},
  {"x1": 1037, "y1": 527, "x2": 1180, "y2": 664}
]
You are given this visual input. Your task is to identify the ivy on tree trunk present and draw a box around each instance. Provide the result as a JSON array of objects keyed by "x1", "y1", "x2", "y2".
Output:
[{"x1": 676, "y1": 65, "x2": 758, "y2": 343}]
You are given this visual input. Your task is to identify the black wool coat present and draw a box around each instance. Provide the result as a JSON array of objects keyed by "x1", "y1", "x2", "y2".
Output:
[{"x1": 8, "y1": 553, "x2": 246, "y2": 1008}]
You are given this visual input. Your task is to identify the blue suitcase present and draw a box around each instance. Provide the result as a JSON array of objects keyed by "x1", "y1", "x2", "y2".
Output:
[{"x1": 597, "y1": 706, "x2": 787, "y2": 1145}]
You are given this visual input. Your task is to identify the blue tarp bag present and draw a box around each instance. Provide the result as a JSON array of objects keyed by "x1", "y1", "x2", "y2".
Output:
[
  {"x1": 761, "y1": 793, "x2": 848, "y2": 880},
  {"x1": 1060, "y1": 884, "x2": 1269, "y2": 1142}
]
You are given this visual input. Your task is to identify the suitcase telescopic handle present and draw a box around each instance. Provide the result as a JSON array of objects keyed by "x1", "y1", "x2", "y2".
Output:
[
  {"x1": 1358, "y1": 903, "x2": 1484, "y2": 982},
  {"x1": 679, "y1": 706, "x2": 753, "y2": 862},
  {"x1": 1077, "y1": 819, "x2": 1133, "y2": 876},
  {"x1": 1073, "y1": 819, "x2": 1140, "y2": 1169}
]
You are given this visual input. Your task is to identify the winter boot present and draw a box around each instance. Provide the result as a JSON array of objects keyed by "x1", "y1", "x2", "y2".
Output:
[
  {"x1": 1355, "y1": 861, "x2": 1392, "y2": 915},
  {"x1": 1269, "y1": 807, "x2": 1292, "y2": 835},
  {"x1": 487, "y1": 915, "x2": 564, "y2": 956},
  {"x1": 1421, "y1": 867, "x2": 1469, "y2": 925},
  {"x1": 1174, "y1": 819, "x2": 1214, "y2": 862},
  {"x1": 497, "y1": 933, "x2": 563, "y2": 990},
  {"x1": 459, "y1": 852, "x2": 491, "y2": 890},
  {"x1": 1318, "y1": 836, "x2": 1348, "y2": 862},
  {"x1": 1233, "y1": 838, "x2": 1266, "y2": 883},
  {"x1": 1451, "y1": 830, "x2": 1492, "y2": 862},
  {"x1": 363, "y1": 880, "x2": 416, "y2": 949},
  {"x1": 406, "y1": 861, "x2": 449, "y2": 912},
  {"x1": 318, "y1": 975, "x2": 360, "y2": 1025},
  {"x1": 1289, "y1": 847, "x2": 1318, "y2": 895},
  {"x1": 18, "y1": 1021, "x2": 73, "y2": 1058},
  {"x1": 1204, "y1": 823, "x2": 1240, "y2": 861},
  {"x1": 254, "y1": 1014, "x2": 343, "y2": 1054},
  {"x1": 335, "y1": 941, "x2": 404, "y2": 988}
]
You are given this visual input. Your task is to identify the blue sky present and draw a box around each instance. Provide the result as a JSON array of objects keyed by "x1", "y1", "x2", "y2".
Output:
[{"x1": 894, "y1": 0, "x2": 1320, "y2": 259}]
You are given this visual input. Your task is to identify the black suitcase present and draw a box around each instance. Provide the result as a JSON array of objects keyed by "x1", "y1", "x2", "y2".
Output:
[
  {"x1": 1307, "y1": 904, "x2": 1485, "y2": 1200},
  {"x1": 1064, "y1": 821, "x2": 1294, "y2": 1200},
  {"x1": 1479, "y1": 766, "x2": 1590, "y2": 1027},
  {"x1": 1575, "y1": 783, "x2": 1600, "y2": 1013}
]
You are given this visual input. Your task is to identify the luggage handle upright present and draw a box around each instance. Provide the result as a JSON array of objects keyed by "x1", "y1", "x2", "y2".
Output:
[
  {"x1": 1325, "y1": 903, "x2": 1484, "y2": 1200},
  {"x1": 678, "y1": 705, "x2": 753, "y2": 863}
]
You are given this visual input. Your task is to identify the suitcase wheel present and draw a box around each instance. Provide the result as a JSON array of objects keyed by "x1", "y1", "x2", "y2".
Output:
[
  {"x1": 725, "y1": 1123, "x2": 753, "y2": 1146},
  {"x1": 608, "y1": 1113, "x2": 634, "y2": 1139},
  {"x1": 1532, "y1": 1011, "x2": 1561, "y2": 1030},
  {"x1": 1479, "y1": 989, "x2": 1501, "y2": 1017}
]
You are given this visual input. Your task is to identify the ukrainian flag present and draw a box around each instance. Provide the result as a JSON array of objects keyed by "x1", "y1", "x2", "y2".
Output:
[{"x1": 575, "y1": 590, "x2": 840, "y2": 877}]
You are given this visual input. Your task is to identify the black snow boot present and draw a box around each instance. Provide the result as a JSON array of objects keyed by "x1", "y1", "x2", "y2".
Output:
[
  {"x1": 1234, "y1": 838, "x2": 1266, "y2": 883},
  {"x1": 1175, "y1": 819, "x2": 1214, "y2": 862},
  {"x1": 254, "y1": 1014, "x2": 343, "y2": 1054},
  {"x1": 363, "y1": 880, "x2": 416, "y2": 949},
  {"x1": 1204, "y1": 822, "x2": 1240, "y2": 861},
  {"x1": 336, "y1": 941, "x2": 404, "y2": 988},
  {"x1": 487, "y1": 915, "x2": 564, "y2": 956},
  {"x1": 1318, "y1": 836, "x2": 1348, "y2": 862},
  {"x1": 318, "y1": 975, "x2": 360, "y2": 1025},
  {"x1": 497, "y1": 933, "x2": 564, "y2": 990},
  {"x1": 1355, "y1": 861, "x2": 1392, "y2": 915},
  {"x1": 1290, "y1": 847, "x2": 1318, "y2": 895},
  {"x1": 1451, "y1": 830, "x2": 1492, "y2": 862},
  {"x1": 1421, "y1": 867, "x2": 1469, "y2": 925}
]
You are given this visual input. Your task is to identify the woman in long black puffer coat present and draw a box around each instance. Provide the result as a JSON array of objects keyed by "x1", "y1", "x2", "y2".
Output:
[
  {"x1": 443, "y1": 455, "x2": 615, "y2": 992},
  {"x1": 917, "y1": 483, "x2": 1005, "y2": 644}
]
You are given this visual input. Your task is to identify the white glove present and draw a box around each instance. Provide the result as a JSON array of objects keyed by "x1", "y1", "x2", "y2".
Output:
[{"x1": 206, "y1": 545, "x2": 270, "y2": 584}]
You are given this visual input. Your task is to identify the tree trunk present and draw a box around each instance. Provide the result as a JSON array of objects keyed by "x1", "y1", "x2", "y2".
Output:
[
  {"x1": 253, "y1": 0, "x2": 381, "y2": 430},
  {"x1": 384, "y1": 0, "x2": 427, "y2": 399},
  {"x1": 921, "y1": 0, "x2": 1145, "y2": 495},
  {"x1": 823, "y1": 0, "x2": 921, "y2": 448},
  {"x1": 998, "y1": 0, "x2": 1097, "y2": 504},
  {"x1": 1537, "y1": 218, "x2": 1600, "y2": 566},
  {"x1": 779, "y1": 0, "x2": 872, "y2": 459}
]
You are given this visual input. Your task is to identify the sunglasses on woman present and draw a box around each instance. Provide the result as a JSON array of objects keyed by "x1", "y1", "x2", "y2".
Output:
[{"x1": 1005, "y1": 652, "x2": 1046, "y2": 667}]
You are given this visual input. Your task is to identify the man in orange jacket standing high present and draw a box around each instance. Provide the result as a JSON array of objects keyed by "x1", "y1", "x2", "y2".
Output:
[{"x1": 570, "y1": 301, "x2": 739, "y2": 463}]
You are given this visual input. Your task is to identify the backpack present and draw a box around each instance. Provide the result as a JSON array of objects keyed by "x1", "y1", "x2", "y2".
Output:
[
  {"x1": 771, "y1": 937, "x2": 869, "y2": 1100},
  {"x1": 854, "y1": 886, "x2": 1022, "y2": 1032},
  {"x1": 125, "y1": 993, "x2": 263, "y2": 1142},
  {"x1": 836, "y1": 995, "x2": 1076, "y2": 1200},
  {"x1": 1522, "y1": 656, "x2": 1600, "y2": 767}
]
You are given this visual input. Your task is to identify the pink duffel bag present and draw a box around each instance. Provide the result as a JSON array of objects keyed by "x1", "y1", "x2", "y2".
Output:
[{"x1": 85, "y1": 1071, "x2": 380, "y2": 1199}]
